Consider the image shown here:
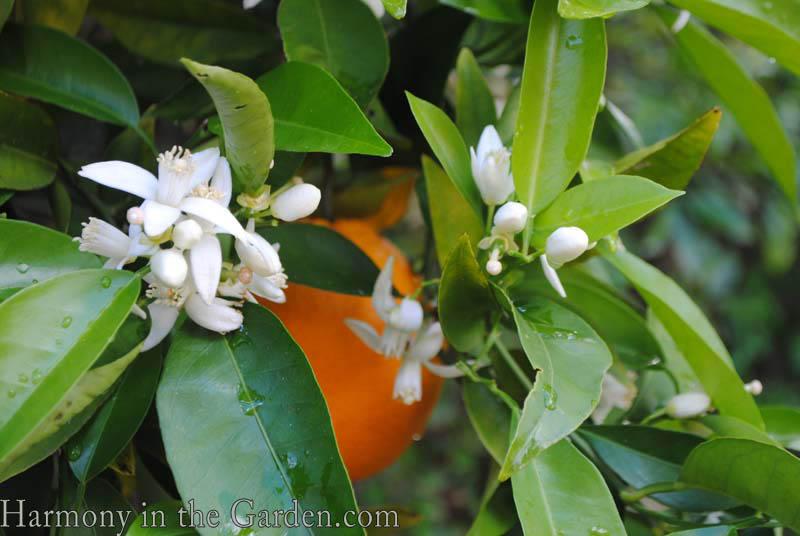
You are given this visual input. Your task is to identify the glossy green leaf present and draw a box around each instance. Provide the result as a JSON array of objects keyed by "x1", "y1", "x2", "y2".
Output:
[
  {"x1": 512, "y1": 439, "x2": 625, "y2": 536},
  {"x1": 601, "y1": 246, "x2": 764, "y2": 429},
  {"x1": 0, "y1": 24, "x2": 139, "y2": 127},
  {"x1": 49, "y1": 178, "x2": 72, "y2": 232},
  {"x1": 463, "y1": 381, "x2": 511, "y2": 465},
  {"x1": 0, "y1": 219, "x2": 101, "y2": 289},
  {"x1": 69, "y1": 344, "x2": 161, "y2": 482},
  {"x1": 90, "y1": 0, "x2": 272, "y2": 65},
  {"x1": 182, "y1": 59, "x2": 274, "y2": 194},
  {"x1": 757, "y1": 406, "x2": 800, "y2": 450},
  {"x1": 512, "y1": 0, "x2": 606, "y2": 214},
  {"x1": 456, "y1": 48, "x2": 497, "y2": 148},
  {"x1": 62, "y1": 478, "x2": 135, "y2": 536},
  {"x1": 256, "y1": 62, "x2": 391, "y2": 156},
  {"x1": 532, "y1": 176, "x2": 683, "y2": 247},
  {"x1": 441, "y1": 0, "x2": 529, "y2": 23},
  {"x1": 669, "y1": 0, "x2": 800, "y2": 77},
  {"x1": 407, "y1": 92, "x2": 483, "y2": 217},
  {"x1": 680, "y1": 438, "x2": 800, "y2": 531},
  {"x1": 0, "y1": 1, "x2": 11, "y2": 29},
  {"x1": 656, "y1": 8, "x2": 796, "y2": 206},
  {"x1": 382, "y1": 0, "x2": 406, "y2": 19},
  {"x1": 438, "y1": 235, "x2": 492, "y2": 352},
  {"x1": 507, "y1": 264, "x2": 662, "y2": 369},
  {"x1": 422, "y1": 156, "x2": 484, "y2": 267},
  {"x1": 466, "y1": 481, "x2": 516, "y2": 536},
  {"x1": 667, "y1": 528, "x2": 735, "y2": 536},
  {"x1": 0, "y1": 269, "x2": 140, "y2": 482},
  {"x1": 501, "y1": 297, "x2": 612, "y2": 479},
  {"x1": 157, "y1": 303, "x2": 363, "y2": 536},
  {"x1": 0, "y1": 94, "x2": 57, "y2": 191},
  {"x1": 127, "y1": 501, "x2": 198, "y2": 536},
  {"x1": 0, "y1": 189, "x2": 12, "y2": 206},
  {"x1": 20, "y1": 0, "x2": 89, "y2": 34},
  {"x1": 278, "y1": 0, "x2": 389, "y2": 107},
  {"x1": 496, "y1": 84, "x2": 520, "y2": 146},
  {"x1": 558, "y1": 0, "x2": 649, "y2": 19},
  {"x1": 257, "y1": 223, "x2": 379, "y2": 296},
  {"x1": 614, "y1": 108, "x2": 721, "y2": 190},
  {"x1": 580, "y1": 425, "x2": 737, "y2": 511}
]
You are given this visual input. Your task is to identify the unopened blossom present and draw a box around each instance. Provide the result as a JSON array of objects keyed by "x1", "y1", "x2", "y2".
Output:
[
  {"x1": 592, "y1": 373, "x2": 637, "y2": 424},
  {"x1": 545, "y1": 226, "x2": 589, "y2": 268},
  {"x1": 173, "y1": 219, "x2": 203, "y2": 250},
  {"x1": 493, "y1": 201, "x2": 528, "y2": 234},
  {"x1": 219, "y1": 263, "x2": 287, "y2": 304},
  {"x1": 75, "y1": 218, "x2": 158, "y2": 269},
  {"x1": 745, "y1": 380, "x2": 763, "y2": 396},
  {"x1": 234, "y1": 219, "x2": 286, "y2": 286},
  {"x1": 666, "y1": 392, "x2": 711, "y2": 419},
  {"x1": 150, "y1": 248, "x2": 188, "y2": 288},
  {"x1": 345, "y1": 257, "x2": 423, "y2": 358},
  {"x1": 486, "y1": 248, "x2": 503, "y2": 276},
  {"x1": 470, "y1": 125, "x2": 514, "y2": 205},
  {"x1": 271, "y1": 182, "x2": 321, "y2": 222}
]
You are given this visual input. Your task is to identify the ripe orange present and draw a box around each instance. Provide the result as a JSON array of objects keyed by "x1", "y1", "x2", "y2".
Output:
[{"x1": 261, "y1": 218, "x2": 444, "y2": 481}]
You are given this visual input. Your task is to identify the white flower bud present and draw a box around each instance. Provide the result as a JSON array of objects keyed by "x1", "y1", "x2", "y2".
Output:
[
  {"x1": 486, "y1": 259, "x2": 502, "y2": 275},
  {"x1": 493, "y1": 201, "x2": 528, "y2": 234},
  {"x1": 745, "y1": 380, "x2": 763, "y2": 396},
  {"x1": 150, "y1": 248, "x2": 188, "y2": 288},
  {"x1": 172, "y1": 219, "x2": 204, "y2": 250},
  {"x1": 127, "y1": 206, "x2": 144, "y2": 226},
  {"x1": 235, "y1": 232, "x2": 282, "y2": 277},
  {"x1": 666, "y1": 392, "x2": 711, "y2": 419},
  {"x1": 271, "y1": 183, "x2": 321, "y2": 222},
  {"x1": 545, "y1": 226, "x2": 589, "y2": 268},
  {"x1": 388, "y1": 298, "x2": 424, "y2": 332},
  {"x1": 470, "y1": 125, "x2": 514, "y2": 205}
]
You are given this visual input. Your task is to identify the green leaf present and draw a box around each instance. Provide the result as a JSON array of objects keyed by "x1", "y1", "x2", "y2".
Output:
[
  {"x1": 558, "y1": 0, "x2": 649, "y2": 19},
  {"x1": 532, "y1": 175, "x2": 683, "y2": 247},
  {"x1": 466, "y1": 480, "x2": 516, "y2": 536},
  {"x1": 438, "y1": 235, "x2": 492, "y2": 352},
  {"x1": 64, "y1": 478, "x2": 135, "y2": 536},
  {"x1": 157, "y1": 303, "x2": 363, "y2": 536},
  {"x1": 0, "y1": 1, "x2": 11, "y2": 29},
  {"x1": 49, "y1": 178, "x2": 72, "y2": 232},
  {"x1": 441, "y1": 0, "x2": 530, "y2": 23},
  {"x1": 512, "y1": 0, "x2": 606, "y2": 215},
  {"x1": 278, "y1": 0, "x2": 389, "y2": 107},
  {"x1": 20, "y1": 0, "x2": 89, "y2": 35},
  {"x1": 255, "y1": 62, "x2": 391, "y2": 156},
  {"x1": 601, "y1": 246, "x2": 764, "y2": 430},
  {"x1": 669, "y1": 0, "x2": 800, "y2": 77},
  {"x1": 0, "y1": 24, "x2": 140, "y2": 127},
  {"x1": 382, "y1": 0, "x2": 406, "y2": 19},
  {"x1": 69, "y1": 345, "x2": 162, "y2": 482},
  {"x1": 666, "y1": 528, "x2": 736, "y2": 536},
  {"x1": 655, "y1": 8, "x2": 797, "y2": 206},
  {"x1": 127, "y1": 501, "x2": 198, "y2": 536},
  {"x1": 182, "y1": 59, "x2": 274, "y2": 194},
  {"x1": 0, "y1": 219, "x2": 101, "y2": 290},
  {"x1": 512, "y1": 439, "x2": 625, "y2": 536},
  {"x1": 89, "y1": 0, "x2": 273, "y2": 65},
  {"x1": 614, "y1": 107, "x2": 721, "y2": 190},
  {"x1": 756, "y1": 406, "x2": 800, "y2": 450},
  {"x1": 680, "y1": 438, "x2": 800, "y2": 531},
  {"x1": 463, "y1": 381, "x2": 511, "y2": 465},
  {"x1": 580, "y1": 425, "x2": 737, "y2": 511},
  {"x1": 407, "y1": 92, "x2": 483, "y2": 217},
  {"x1": 500, "y1": 297, "x2": 611, "y2": 478},
  {"x1": 496, "y1": 84, "x2": 520, "y2": 146},
  {"x1": 257, "y1": 223, "x2": 379, "y2": 296},
  {"x1": 456, "y1": 48, "x2": 497, "y2": 148},
  {"x1": 507, "y1": 264, "x2": 662, "y2": 369},
  {"x1": 422, "y1": 156, "x2": 484, "y2": 267},
  {"x1": 0, "y1": 94, "x2": 58, "y2": 191},
  {"x1": 0, "y1": 269, "x2": 140, "y2": 482}
]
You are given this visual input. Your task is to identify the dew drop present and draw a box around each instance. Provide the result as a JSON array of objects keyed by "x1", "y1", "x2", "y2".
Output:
[
  {"x1": 7, "y1": 389, "x2": 16, "y2": 399},
  {"x1": 237, "y1": 383, "x2": 265, "y2": 416},
  {"x1": 768, "y1": 56, "x2": 777, "y2": 64},
  {"x1": 31, "y1": 278, "x2": 38, "y2": 284},
  {"x1": 32, "y1": 369, "x2": 42, "y2": 385},
  {"x1": 230, "y1": 332, "x2": 251, "y2": 349},
  {"x1": 543, "y1": 383, "x2": 558, "y2": 410},
  {"x1": 286, "y1": 453, "x2": 298, "y2": 469},
  {"x1": 67, "y1": 444, "x2": 82, "y2": 461},
  {"x1": 18, "y1": 373, "x2": 29, "y2": 384},
  {"x1": 100, "y1": 276, "x2": 112, "y2": 288},
  {"x1": 566, "y1": 35, "x2": 583, "y2": 49},
  {"x1": 16, "y1": 263, "x2": 30, "y2": 274},
  {"x1": 61, "y1": 316, "x2": 73, "y2": 328},
  {"x1": 589, "y1": 527, "x2": 609, "y2": 536}
]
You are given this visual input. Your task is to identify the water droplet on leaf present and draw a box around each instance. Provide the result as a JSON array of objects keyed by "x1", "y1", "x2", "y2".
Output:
[
  {"x1": 543, "y1": 383, "x2": 558, "y2": 410},
  {"x1": 237, "y1": 383, "x2": 265, "y2": 416},
  {"x1": 61, "y1": 316, "x2": 72, "y2": 328},
  {"x1": 18, "y1": 373, "x2": 29, "y2": 384},
  {"x1": 67, "y1": 444, "x2": 82, "y2": 461},
  {"x1": 7, "y1": 389, "x2": 16, "y2": 399},
  {"x1": 287, "y1": 453, "x2": 298, "y2": 469},
  {"x1": 16, "y1": 263, "x2": 30, "y2": 274},
  {"x1": 589, "y1": 527, "x2": 609, "y2": 536},
  {"x1": 32, "y1": 369, "x2": 42, "y2": 384},
  {"x1": 566, "y1": 35, "x2": 583, "y2": 49},
  {"x1": 100, "y1": 276, "x2": 112, "y2": 288}
]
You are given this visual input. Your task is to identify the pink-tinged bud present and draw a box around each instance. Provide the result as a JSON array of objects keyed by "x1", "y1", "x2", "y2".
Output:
[
  {"x1": 486, "y1": 259, "x2": 502, "y2": 275},
  {"x1": 127, "y1": 206, "x2": 145, "y2": 226},
  {"x1": 238, "y1": 267, "x2": 254, "y2": 284}
]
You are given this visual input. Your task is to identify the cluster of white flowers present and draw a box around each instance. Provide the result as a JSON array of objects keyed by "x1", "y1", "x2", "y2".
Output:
[
  {"x1": 471, "y1": 124, "x2": 592, "y2": 298},
  {"x1": 75, "y1": 146, "x2": 320, "y2": 351}
]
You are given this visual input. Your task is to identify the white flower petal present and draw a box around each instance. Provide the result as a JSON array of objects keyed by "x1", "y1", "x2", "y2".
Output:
[
  {"x1": 142, "y1": 199, "x2": 181, "y2": 237},
  {"x1": 388, "y1": 298, "x2": 423, "y2": 332},
  {"x1": 189, "y1": 147, "x2": 221, "y2": 189},
  {"x1": 250, "y1": 274, "x2": 286, "y2": 303},
  {"x1": 393, "y1": 360, "x2": 423, "y2": 405},
  {"x1": 541, "y1": 254, "x2": 566, "y2": 298},
  {"x1": 185, "y1": 294, "x2": 243, "y2": 333},
  {"x1": 142, "y1": 303, "x2": 180, "y2": 351},
  {"x1": 476, "y1": 125, "x2": 503, "y2": 163},
  {"x1": 407, "y1": 322, "x2": 444, "y2": 362},
  {"x1": 344, "y1": 318, "x2": 383, "y2": 354},
  {"x1": 180, "y1": 197, "x2": 249, "y2": 243},
  {"x1": 243, "y1": 0, "x2": 262, "y2": 8},
  {"x1": 78, "y1": 161, "x2": 158, "y2": 200},
  {"x1": 190, "y1": 234, "x2": 222, "y2": 305},
  {"x1": 151, "y1": 248, "x2": 188, "y2": 288},
  {"x1": 372, "y1": 256, "x2": 396, "y2": 321},
  {"x1": 210, "y1": 156, "x2": 233, "y2": 207}
]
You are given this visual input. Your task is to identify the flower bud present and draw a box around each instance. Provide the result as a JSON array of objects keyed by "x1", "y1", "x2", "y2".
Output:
[
  {"x1": 150, "y1": 248, "x2": 188, "y2": 288},
  {"x1": 666, "y1": 392, "x2": 711, "y2": 419},
  {"x1": 388, "y1": 298, "x2": 424, "y2": 332},
  {"x1": 127, "y1": 206, "x2": 144, "y2": 226},
  {"x1": 238, "y1": 266, "x2": 253, "y2": 284},
  {"x1": 172, "y1": 219, "x2": 203, "y2": 250},
  {"x1": 486, "y1": 259, "x2": 502, "y2": 275},
  {"x1": 745, "y1": 379, "x2": 763, "y2": 396},
  {"x1": 470, "y1": 125, "x2": 514, "y2": 205},
  {"x1": 493, "y1": 201, "x2": 528, "y2": 234},
  {"x1": 545, "y1": 226, "x2": 589, "y2": 268},
  {"x1": 235, "y1": 232, "x2": 282, "y2": 277},
  {"x1": 271, "y1": 183, "x2": 322, "y2": 222}
]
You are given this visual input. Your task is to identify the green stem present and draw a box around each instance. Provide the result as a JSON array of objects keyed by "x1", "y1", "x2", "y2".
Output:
[
  {"x1": 521, "y1": 216, "x2": 532, "y2": 256},
  {"x1": 409, "y1": 278, "x2": 441, "y2": 299},
  {"x1": 495, "y1": 339, "x2": 533, "y2": 391},
  {"x1": 485, "y1": 204, "x2": 496, "y2": 234},
  {"x1": 620, "y1": 481, "x2": 688, "y2": 503},
  {"x1": 640, "y1": 407, "x2": 667, "y2": 425}
]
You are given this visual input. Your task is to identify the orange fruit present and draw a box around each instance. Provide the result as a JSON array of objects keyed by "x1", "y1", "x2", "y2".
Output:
[{"x1": 260, "y1": 218, "x2": 444, "y2": 481}]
